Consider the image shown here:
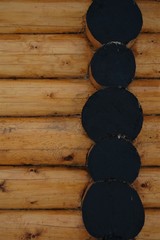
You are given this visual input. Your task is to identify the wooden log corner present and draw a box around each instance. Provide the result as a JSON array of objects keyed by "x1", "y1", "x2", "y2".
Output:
[{"x1": 0, "y1": 0, "x2": 159, "y2": 240}]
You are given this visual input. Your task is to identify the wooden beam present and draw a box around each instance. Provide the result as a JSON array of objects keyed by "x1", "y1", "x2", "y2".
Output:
[
  {"x1": 0, "y1": 0, "x2": 159, "y2": 33},
  {"x1": 0, "y1": 79, "x2": 159, "y2": 116},
  {"x1": 0, "y1": 167, "x2": 89, "y2": 209},
  {"x1": 0, "y1": 167, "x2": 159, "y2": 209},
  {"x1": 0, "y1": 209, "x2": 158, "y2": 239},
  {"x1": 132, "y1": 34, "x2": 160, "y2": 78},
  {"x1": 128, "y1": 79, "x2": 160, "y2": 115},
  {"x1": 134, "y1": 168, "x2": 160, "y2": 208},
  {"x1": 0, "y1": 34, "x2": 159, "y2": 78},
  {"x1": 0, "y1": 34, "x2": 91, "y2": 78},
  {"x1": 138, "y1": 0, "x2": 160, "y2": 33},
  {"x1": 0, "y1": 0, "x2": 90, "y2": 34},
  {"x1": 0, "y1": 116, "x2": 159, "y2": 166},
  {"x1": 0, "y1": 79, "x2": 94, "y2": 116}
]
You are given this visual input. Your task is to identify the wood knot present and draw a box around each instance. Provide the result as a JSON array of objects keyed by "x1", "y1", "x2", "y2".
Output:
[
  {"x1": 29, "y1": 168, "x2": 39, "y2": 174},
  {"x1": 23, "y1": 230, "x2": 42, "y2": 240},
  {"x1": 29, "y1": 43, "x2": 38, "y2": 50},
  {"x1": 0, "y1": 180, "x2": 6, "y2": 192},
  {"x1": 3, "y1": 127, "x2": 16, "y2": 134},
  {"x1": 30, "y1": 200, "x2": 38, "y2": 205},
  {"x1": 47, "y1": 92, "x2": 54, "y2": 99},
  {"x1": 62, "y1": 60, "x2": 71, "y2": 66},
  {"x1": 141, "y1": 181, "x2": 151, "y2": 189},
  {"x1": 63, "y1": 154, "x2": 74, "y2": 161}
]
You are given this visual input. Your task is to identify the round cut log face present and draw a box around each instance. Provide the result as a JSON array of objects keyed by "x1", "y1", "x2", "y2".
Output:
[
  {"x1": 90, "y1": 42, "x2": 136, "y2": 88},
  {"x1": 86, "y1": 0, "x2": 143, "y2": 46},
  {"x1": 87, "y1": 137, "x2": 141, "y2": 183},
  {"x1": 82, "y1": 182, "x2": 145, "y2": 239},
  {"x1": 82, "y1": 88, "x2": 143, "y2": 142}
]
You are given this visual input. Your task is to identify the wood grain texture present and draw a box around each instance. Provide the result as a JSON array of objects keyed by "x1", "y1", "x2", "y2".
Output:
[
  {"x1": 0, "y1": 1, "x2": 159, "y2": 239},
  {"x1": 0, "y1": 33, "x2": 159, "y2": 78},
  {"x1": 0, "y1": 0, "x2": 89, "y2": 34},
  {"x1": 0, "y1": 34, "x2": 91, "y2": 78},
  {"x1": 134, "y1": 168, "x2": 160, "y2": 208},
  {"x1": 128, "y1": 79, "x2": 160, "y2": 115},
  {"x1": 0, "y1": 167, "x2": 89, "y2": 209},
  {"x1": 0, "y1": 209, "x2": 158, "y2": 240},
  {"x1": 138, "y1": 0, "x2": 160, "y2": 33},
  {"x1": 0, "y1": 116, "x2": 159, "y2": 166},
  {"x1": 0, "y1": 166, "x2": 159, "y2": 209},
  {"x1": 0, "y1": 79, "x2": 94, "y2": 116},
  {"x1": 0, "y1": 0, "x2": 159, "y2": 33},
  {"x1": 133, "y1": 34, "x2": 160, "y2": 78},
  {"x1": 0, "y1": 79, "x2": 159, "y2": 116}
]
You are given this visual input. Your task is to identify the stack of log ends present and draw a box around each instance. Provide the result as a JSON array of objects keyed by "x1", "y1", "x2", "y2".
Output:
[
  {"x1": 90, "y1": 42, "x2": 136, "y2": 89},
  {"x1": 81, "y1": 88, "x2": 143, "y2": 142},
  {"x1": 86, "y1": 0, "x2": 143, "y2": 48},
  {"x1": 82, "y1": 182, "x2": 145, "y2": 240},
  {"x1": 87, "y1": 138, "x2": 141, "y2": 184}
]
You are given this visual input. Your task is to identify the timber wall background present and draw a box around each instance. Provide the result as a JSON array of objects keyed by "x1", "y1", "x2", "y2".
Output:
[{"x1": 0, "y1": 0, "x2": 159, "y2": 239}]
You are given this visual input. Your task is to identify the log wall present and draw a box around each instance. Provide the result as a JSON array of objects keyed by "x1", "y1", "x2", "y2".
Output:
[{"x1": 0, "y1": 1, "x2": 159, "y2": 239}]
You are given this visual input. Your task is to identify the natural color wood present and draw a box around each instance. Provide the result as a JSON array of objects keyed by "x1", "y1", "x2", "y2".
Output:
[
  {"x1": 0, "y1": 116, "x2": 159, "y2": 166},
  {"x1": 0, "y1": 34, "x2": 159, "y2": 78},
  {"x1": 134, "y1": 168, "x2": 160, "y2": 208},
  {"x1": 0, "y1": 166, "x2": 159, "y2": 209},
  {"x1": 0, "y1": 0, "x2": 89, "y2": 34},
  {"x1": 0, "y1": 1, "x2": 159, "y2": 239},
  {"x1": 0, "y1": 209, "x2": 158, "y2": 239},
  {"x1": 138, "y1": 0, "x2": 160, "y2": 33},
  {"x1": 0, "y1": 0, "x2": 159, "y2": 34},
  {"x1": 0, "y1": 34, "x2": 91, "y2": 78},
  {"x1": 0, "y1": 79, "x2": 95, "y2": 116},
  {"x1": 0, "y1": 167, "x2": 89, "y2": 209},
  {"x1": 132, "y1": 34, "x2": 160, "y2": 78},
  {"x1": 128, "y1": 79, "x2": 160, "y2": 115},
  {"x1": 0, "y1": 79, "x2": 159, "y2": 116}
]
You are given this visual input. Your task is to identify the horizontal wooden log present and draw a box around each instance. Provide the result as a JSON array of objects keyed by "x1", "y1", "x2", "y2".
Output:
[
  {"x1": 0, "y1": 34, "x2": 159, "y2": 78},
  {"x1": 128, "y1": 79, "x2": 160, "y2": 115},
  {"x1": 138, "y1": 0, "x2": 160, "y2": 33},
  {"x1": 0, "y1": 209, "x2": 158, "y2": 239},
  {"x1": 134, "y1": 168, "x2": 160, "y2": 208},
  {"x1": 0, "y1": 167, "x2": 89, "y2": 209},
  {"x1": 0, "y1": 34, "x2": 91, "y2": 78},
  {"x1": 0, "y1": 79, "x2": 159, "y2": 116},
  {"x1": 133, "y1": 34, "x2": 160, "y2": 78},
  {"x1": 0, "y1": 166, "x2": 159, "y2": 209},
  {"x1": 0, "y1": 116, "x2": 159, "y2": 166},
  {"x1": 0, "y1": 79, "x2": 94, "y2": 116},
  {"x1": 0, "y1": 0, "x2": 159, "y2": 33},
  {"x1": 0, "y1": 0, "x2": 90, "y2": 34}
]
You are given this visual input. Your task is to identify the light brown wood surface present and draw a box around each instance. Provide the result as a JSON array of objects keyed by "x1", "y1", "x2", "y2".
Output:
[
  {"x1": 0, "y1": 34, "x2": 91, "y2": 78},
  {"x1": 0, "y1": 210, "x2": 160, "y2": 240},
  {"x1": 0, "y1": 34, "x2": 159, "y2": 78},
  {"x1": 0, "y1": 0, "x2": 159, "y2": 34},
  {"x1": 0, "y1": 116, "x2": 159, "y2": 166},
  {"x1": 0, "y1": 209, "x2": 158, "y2": 240},
  {"x1": 0, "y1": 79, "x2": 159, "y2": 116},
  {"x1": 132, "y1": 34, "x2": 160, "y2": 78},
  {"x1": 0, "y1": 166, "x2": 159, "y2": 209},
  {"x1": 0, "y1": 0, "x2": 159, "y2": 239},
  {"x1": 0, "y1": 167, "x2": 89, "y2": 209}
]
